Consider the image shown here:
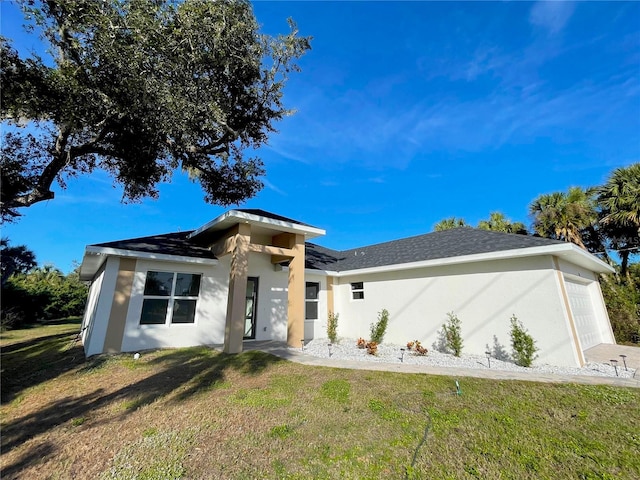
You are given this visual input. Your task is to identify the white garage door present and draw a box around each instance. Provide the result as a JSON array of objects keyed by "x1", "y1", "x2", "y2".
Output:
[{"x1": 565, "y1": 279, "x2": 600, "y2": 350}]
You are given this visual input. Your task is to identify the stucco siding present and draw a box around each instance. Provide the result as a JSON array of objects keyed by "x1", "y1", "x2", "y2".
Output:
[
  {"x1": 84, "y1": 257, "x2": 121, "y2": 357},
  {"x1": 120, "y1": 259, "x2": 228, "y2": 352},
  {"x1": 332, "y1": 256, "x2": 581, "y2": 367},
  {"x1": 80, "y1": 262, "x2": 106, "y2": 351}
]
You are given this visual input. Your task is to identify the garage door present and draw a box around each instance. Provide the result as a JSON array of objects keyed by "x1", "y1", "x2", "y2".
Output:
[{"x1": 564, "y1": 279, "x2": 600, "y2": 350}]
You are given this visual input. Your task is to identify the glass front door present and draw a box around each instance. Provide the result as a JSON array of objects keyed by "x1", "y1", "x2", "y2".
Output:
[{"x1": 244, "y1": 277, "x2": 258, "y2": 339}]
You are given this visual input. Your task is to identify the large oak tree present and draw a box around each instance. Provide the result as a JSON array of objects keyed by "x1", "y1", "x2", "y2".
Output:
[{"x1": 0, "y1": 0, "x2": 311, "y2": 221}]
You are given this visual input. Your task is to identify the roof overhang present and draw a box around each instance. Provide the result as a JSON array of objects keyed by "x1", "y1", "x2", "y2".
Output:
[
  {"x1": 79, "y1": 246, "x2": 218, "y2": 281},
  {"x1": 188, "y1": 210, "x2": 325, "y2": 243},
  {"x1": 309, "y1": 242, "x2": 614, "y2": 277}
]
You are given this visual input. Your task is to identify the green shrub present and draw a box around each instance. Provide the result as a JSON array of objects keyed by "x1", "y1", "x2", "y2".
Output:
[
  {"x1": 327, "y1": 312, "x2": 339, "y2": 343},
  {"x1": 370, "y1": 309, "x2": 389, "y2": 344},
  {"x1": 509, "y1": 315, "x2": 539, "y2": 367},
  {"x1": 443, "y1": 312, "x2": 463, "y2": 357}
]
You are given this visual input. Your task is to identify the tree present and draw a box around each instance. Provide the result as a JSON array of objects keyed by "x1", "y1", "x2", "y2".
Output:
[
  {"x1": 477, "y1": 212, "x2": 528, "y2": 235},
  {"x1": 433, "y1": 217, "x2": 469, "y2": 231},
  {"x1": 529, "y1": 187, "x2": 598, "y2": 250},
  {"x1": 597, "y1": 163, "x2": 640, "y2": 277},
  {"x1": 0, "y1": 238, "x2": 36, "y2": 284},
  {"x1": 0, "y1": 0, "x2": 311, "y2": 221}
]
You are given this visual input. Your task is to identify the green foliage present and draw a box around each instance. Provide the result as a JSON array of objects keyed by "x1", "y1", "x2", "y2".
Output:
[
  {"x1": 0, "y1": 238, "x2": 37, "y2": 283},
  {"x1": 433, "y1": 217, "x2": 469, "y2": 231},
  {"x1": 477, "y1": 212, "x2": 528, "y2": 235},
  {"x1": 1, "y1": 264, "x2": 88, "y2": 329},
  {"x1": 529, "y1": 186, "x2": 598, "y2": 250},
  {"x1": 597, "y1": 163, "x2": 640, "y2": 276},
  {"x1": 509, "y1": 315, "x2": 539, "y2": 367},
  {"x1": 327, "y1": 311, "x2": 339, "y2": 343},
  {"x1": 442, "y1": 312, "x2": 463, "y2": 357},
  {"x1": 1, "y1": 0, "x2": 311, "y2": 218},
  {"x1": 370, "y1": 309, "x2": 389, "y2": 344},
  {"x1": 600, "y1": 274, "x2": 640, "y2": 343}
]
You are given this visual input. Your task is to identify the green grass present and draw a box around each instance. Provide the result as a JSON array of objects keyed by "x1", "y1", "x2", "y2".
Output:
[{"x1": 1, "y1": 321, "x2": 639, "y2": 480}]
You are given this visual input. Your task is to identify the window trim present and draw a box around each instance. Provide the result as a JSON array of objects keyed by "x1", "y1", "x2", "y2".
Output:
[
  {"x1": 140, "y1": 271, "x2": 201, "y2": 326},
  {"x1": 351, "y1": 281, "x2": 364, "y2": 300}
]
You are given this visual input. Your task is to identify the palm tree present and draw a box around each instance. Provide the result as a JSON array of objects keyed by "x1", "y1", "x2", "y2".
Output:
[
  {"x1": 433, "y1": 217, "x2": 469, "y2": 231},
  {"x1": 529, "y1": 187, "x2": 598, "y2": 250},
  {"x1": 597, "y1": 163, "x2": 640, "y2": 276},
  {"x1": 477, "y1": 212, "x2": 528, "y2": 235}
]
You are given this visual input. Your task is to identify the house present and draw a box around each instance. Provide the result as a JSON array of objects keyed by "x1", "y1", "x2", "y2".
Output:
[{"x1": 79, "y1": 209, "x2": 615, "y2": 367}]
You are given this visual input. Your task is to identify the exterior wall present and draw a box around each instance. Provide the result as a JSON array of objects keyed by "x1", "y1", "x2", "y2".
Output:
[
  {"x1": 119, "y1": 259, "x2": 227, "y2": 352},
  {"x1": 81, "y1": 262, "x2": 106, "y2": 348},
  {"x1": 83, "y1": 257, "x2": 122, "y2": 357},
  {"x1": 304, "y1": 272, "x2": 331, "y2": 341},
  {"x1": 110, "y1": 253, "x2": 291, "y2": 353},
  {"x1": 331, "y1": 255, "x2": 582, "y2": 367}
]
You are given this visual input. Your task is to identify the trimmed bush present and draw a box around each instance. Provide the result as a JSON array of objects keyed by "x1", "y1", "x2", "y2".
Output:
[
  {"x1": 370, "y1": 309, "x2": 389, "y2": 344},
  {"x1": 509, "y1": 315, "x2": 539, "y2": 367},
  {"x1": 442, "y1": 312, "x2": 463, "y2": 357},
  {"x1": 327, "y1": 312, "x2": 339, "y2": 343}
]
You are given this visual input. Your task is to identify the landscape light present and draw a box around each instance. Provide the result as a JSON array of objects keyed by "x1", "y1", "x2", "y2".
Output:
[
  {"x1": 610, "y1": 359, "x2": 619, "y2": 377},
  {"x1": 400, "y1": 348, "x2": 406, "y2": 363},
  {"x1": 620, "y1": 354, "x2": 628, "y2": 371},
  {"x1": 328, "y1": 343, "x2": 332, "y2": 357},
  {"x1": 485, "y1": 350, "x2": 492, "y2": 368},
  {"x1": 300, "y1": 339, "x2": 305, "y2": 351}
]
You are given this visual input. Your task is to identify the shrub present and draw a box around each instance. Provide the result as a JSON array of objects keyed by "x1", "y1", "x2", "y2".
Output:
[
  {"x1": 365, "y1": 341, "x2": 378, "y2": 355},
  {"x1": 442, "y1": 312, "x2": 463, "y2": 357},
  {"x1": 370, "y1": 309, "x2": 389, "y2": 344},
  {"x1": 327, "y1": 312, "x2": 339, "y2": 343},
  {"x1": 356, "y1": 337, "x2": 367, "y2": 349},
  {"x1": 406, "y1": 340, "x2": 428, "y2": 355},
  {"x1": 509, "y1": 315, "x2": 539, "y2": 367}
]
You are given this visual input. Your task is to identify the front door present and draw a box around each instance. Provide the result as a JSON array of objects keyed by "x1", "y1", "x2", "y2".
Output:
[{"x1": 244, "y1": 277, "x2": 258, "y2": 339}]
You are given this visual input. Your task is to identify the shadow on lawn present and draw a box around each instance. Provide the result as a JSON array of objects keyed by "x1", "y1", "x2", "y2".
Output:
[
  {"x1": 1, "y1": 331, "x2": 86, "y2": 404},
  {"x1": 1, "y1": 346, "x2": 283, "y2": 477}
]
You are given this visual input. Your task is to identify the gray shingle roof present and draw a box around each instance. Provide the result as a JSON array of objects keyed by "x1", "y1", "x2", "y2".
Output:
[
  {"x1": 93, "y1": 231, "x2": 217, "y2": 260},
  {"x1": 90, "y1": 220, "x2": 567, "y2": 272},
  {"x1": 305, "y1": 228, "x2": 566, "y2": 271}
]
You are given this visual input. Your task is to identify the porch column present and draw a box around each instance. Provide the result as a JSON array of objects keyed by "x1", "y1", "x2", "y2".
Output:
[
  {"x1": 273, "y1": 232, "x2": 306, "y2": 347},
  {"x1": 287, "y1": 234, "x2": 306, "y2": 347},
  {"x1": 223, "y1": 223, "x2": 251, "y2": 354}
]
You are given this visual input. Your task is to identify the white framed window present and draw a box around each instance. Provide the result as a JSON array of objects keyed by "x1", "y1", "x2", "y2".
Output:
[
  {"x1": 140, "y1": 271, "x2": 201, "y2": 325},
  {"x1": 351, "y1": 281, "x2": 364, "y2": 300},
  {"x1": 305, "y1": 282, "x2": 320, "y2": 320}
]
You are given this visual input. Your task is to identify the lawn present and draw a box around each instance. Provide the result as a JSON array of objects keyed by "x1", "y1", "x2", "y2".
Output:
[{"x1": 2, "y1": 320, "x2": 639, "y2": 479}]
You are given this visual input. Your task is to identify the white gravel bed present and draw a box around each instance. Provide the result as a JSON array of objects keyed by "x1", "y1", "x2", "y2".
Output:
[{"x1": 297, "y1": 338, "x2": 636, "y2": 379}]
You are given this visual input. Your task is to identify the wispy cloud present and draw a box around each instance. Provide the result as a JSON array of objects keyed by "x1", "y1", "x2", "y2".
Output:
[
  {"x1": 529, "y1": 1, "x2": 575, "y2": 35},
  {"x1": 263, "y1": 178, "x2": 287, "y2": 196}
]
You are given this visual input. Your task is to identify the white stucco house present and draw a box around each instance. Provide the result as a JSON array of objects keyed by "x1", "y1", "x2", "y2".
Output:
[{"x1": 79, "y1": 209, "x2": 616, "y2": 367}]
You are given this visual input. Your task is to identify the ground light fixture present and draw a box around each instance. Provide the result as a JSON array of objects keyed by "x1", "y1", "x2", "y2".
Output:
[
  {"x1": 620, "y1": 354, "x2": 628, "y2": 371},
  {"x1": 610, "y1": 359, "x2": 619, "y2": 376},
  {"x1": 328, "y1": 343, "x2": 332, "y2": 357},
  {"x1": 400, "y1": 348, "x2": 406, "y2": 362},
  {"x1": 485, "y1": 350, "x2": 492, "y2": 368},
  {"x1": 300, "y1": 339, "x2": 305, "y2": 351}
]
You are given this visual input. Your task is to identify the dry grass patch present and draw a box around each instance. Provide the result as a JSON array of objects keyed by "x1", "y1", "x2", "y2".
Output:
[{"x1": 2, "y1": 321, "x2": 639, "y2": 479}]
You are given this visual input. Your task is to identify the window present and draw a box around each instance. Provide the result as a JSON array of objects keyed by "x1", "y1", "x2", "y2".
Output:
[
  {"x1": 140, "y1": 271, "x2": 201, "y2": 325},
  {"x1": 305, "y1": 282, "x2": 320, "y2": 320},
  {"x1": 351, "y1": 282, "x2": 364, "y2": 300}
]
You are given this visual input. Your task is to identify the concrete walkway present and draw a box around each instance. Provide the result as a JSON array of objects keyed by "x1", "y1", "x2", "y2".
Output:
[{"x1": 240, "y1": 341, "x2": 640, "y2": 389}]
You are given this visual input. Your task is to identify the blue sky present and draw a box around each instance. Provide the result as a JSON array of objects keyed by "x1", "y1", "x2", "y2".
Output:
[{"x1": 2, "y1": 1, "x2": 639, "y2": 273}]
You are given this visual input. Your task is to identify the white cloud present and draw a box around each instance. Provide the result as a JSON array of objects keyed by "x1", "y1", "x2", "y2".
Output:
[{"x1": 529, "y1": 1, "x2": 575, "y2": 35}]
